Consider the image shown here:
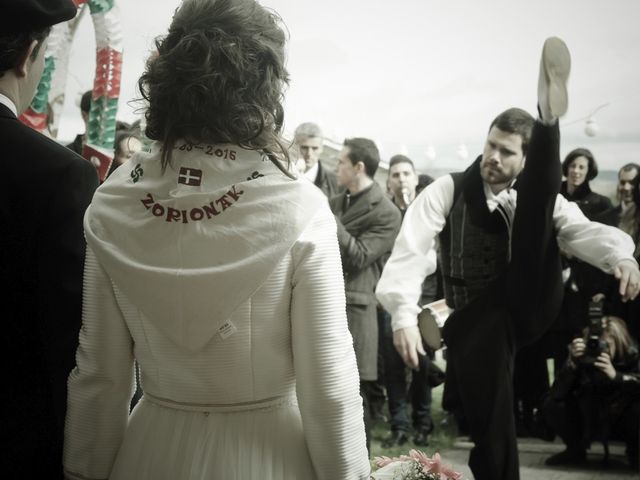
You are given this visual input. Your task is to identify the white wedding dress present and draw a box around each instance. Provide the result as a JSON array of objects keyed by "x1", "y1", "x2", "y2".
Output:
[{"x1": 63, "y1": 145, "x2": 370, "y2": 480}]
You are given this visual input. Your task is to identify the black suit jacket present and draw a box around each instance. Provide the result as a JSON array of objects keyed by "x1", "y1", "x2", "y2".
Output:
[{"x1": 0, "y1": 103, "x2": 98, "y2": 477}]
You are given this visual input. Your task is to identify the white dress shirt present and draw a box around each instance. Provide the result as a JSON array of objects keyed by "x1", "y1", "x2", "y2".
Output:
[
  {"x1": 0, "y1": 93, "x2": 18, "y2": 116},
  {"x1": 376, "y1": 174, "x2": 638, "y2": 331}
]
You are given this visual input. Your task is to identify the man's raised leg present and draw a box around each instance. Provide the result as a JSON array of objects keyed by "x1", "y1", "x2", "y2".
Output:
[{"x1": 508, "y1": 37, "x2": 570, "y2": 347}]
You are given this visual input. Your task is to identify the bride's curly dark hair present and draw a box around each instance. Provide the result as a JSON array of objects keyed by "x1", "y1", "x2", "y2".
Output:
[{"x1": 138, "y1": 0, "x2": 291, "y2": 174}]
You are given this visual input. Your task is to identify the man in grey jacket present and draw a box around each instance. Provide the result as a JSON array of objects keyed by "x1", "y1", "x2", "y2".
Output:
[{"x1": 329, "y1": 137, "x2": 401, "y2": 452}]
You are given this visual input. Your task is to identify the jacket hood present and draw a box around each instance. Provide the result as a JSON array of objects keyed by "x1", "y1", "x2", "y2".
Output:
[{"x1": 84, "y1": 142, "x2": 325, "y2": 350}]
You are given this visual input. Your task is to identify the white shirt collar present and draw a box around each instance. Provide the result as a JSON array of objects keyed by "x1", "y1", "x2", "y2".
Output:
[
  {"x1": 482, "y1": 180, "x2": 516, "y2": 213},
  {"x1": 0, "y1": 93, "x2": 18, "y2": 117},
  {"x1": 304, "y1": 161, "x2": 319, "y2": 183}
]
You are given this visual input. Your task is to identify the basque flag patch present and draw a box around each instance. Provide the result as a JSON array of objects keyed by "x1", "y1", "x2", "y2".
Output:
[{"x1": 178, "y1": 167, "x2": 203, "y2": 186}]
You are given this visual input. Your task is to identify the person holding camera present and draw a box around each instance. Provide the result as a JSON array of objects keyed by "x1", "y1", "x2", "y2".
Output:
[{"x1": 542, "y1": 314, "x2": 640, "y2": 468}]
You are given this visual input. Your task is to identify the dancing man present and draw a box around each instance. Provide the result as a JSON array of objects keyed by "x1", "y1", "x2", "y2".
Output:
[{"x1": 377, "y1": 37, "x2": 640, "y2": 480}]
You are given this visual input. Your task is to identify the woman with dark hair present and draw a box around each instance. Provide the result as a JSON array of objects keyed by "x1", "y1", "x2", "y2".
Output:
[
  {"x1": 547, "y1": 148, "x2": 615, "y2": 373},
  {"x1": 560, "y1": 147, "x2": 611, "y2": 220},
  {"x1": 63, "y1": 1, "x2": 369, "y2": 479}
]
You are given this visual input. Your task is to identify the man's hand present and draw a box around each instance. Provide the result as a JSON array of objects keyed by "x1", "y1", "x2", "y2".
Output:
[
  {"x1": 614, "y1": 259, "x2": 640, "y2": 302},
  {"x1": 393, "y1": 326, "x2": 425, "y2": 369}
]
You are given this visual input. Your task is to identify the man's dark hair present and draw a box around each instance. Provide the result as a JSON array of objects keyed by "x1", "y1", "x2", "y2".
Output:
[
  {"x1": 416, "y1": 173, "x2": 434, "y2": 195},
  {"x1": 138, "y1": 0, "x2": 290, "y2": 172},
  {"x1": 562, "y1": 147, "x2": 599, "y2": 181},
  {"x1": 619, "y1": 163, "x2": 640, "y2": 178},
  {"x1": 489, "y1": 108, "x2": 535, "y2": 155},
  {"x1": 388, "y1": 154, "x2": 415, "y2": 171},
  {"x1": 343, "y1": 137, "x2": 380, "y2": 178},
  {"x1": 80, "y1": 90, "x2": 93, "y2": 114},
  {"x1": 114, "y1": 130, "x2": 141, "y2": 156},
  {"x1": 0, "y1": 27, "x2": 50, "y2": 78}
]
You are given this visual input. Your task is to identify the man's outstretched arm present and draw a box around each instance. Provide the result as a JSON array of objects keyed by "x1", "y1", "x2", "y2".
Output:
[{"x1": 553, "y1": 196, "x2": 640, "y2": 301}]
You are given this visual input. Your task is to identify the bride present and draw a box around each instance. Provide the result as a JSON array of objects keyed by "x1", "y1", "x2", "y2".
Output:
[{"x1": 63, "y1": 0, "x2": 370, "y2": 478}]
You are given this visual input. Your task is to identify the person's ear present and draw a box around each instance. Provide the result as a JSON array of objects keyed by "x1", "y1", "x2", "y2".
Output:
[{"x1": 16, "y1": 40, "x2": 39, "y2": 78}]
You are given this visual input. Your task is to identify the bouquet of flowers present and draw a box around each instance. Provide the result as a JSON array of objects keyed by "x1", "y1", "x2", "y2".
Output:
[{"x1": 371, "y1": 450, "x2": 463, "y2": 480}]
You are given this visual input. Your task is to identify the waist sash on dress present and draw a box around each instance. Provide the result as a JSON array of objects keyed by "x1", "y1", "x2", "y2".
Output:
[{"x1": 143, "y1": 391, "x2": 298, "y2": 414}]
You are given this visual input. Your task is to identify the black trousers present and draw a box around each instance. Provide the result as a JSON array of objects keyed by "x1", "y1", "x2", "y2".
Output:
[
  {"x1": 380, "y1": 308, "x2": 433, "y2": 434},
  {"x1": 442, "y1": 121, "x2": 564, "y2": 480}
]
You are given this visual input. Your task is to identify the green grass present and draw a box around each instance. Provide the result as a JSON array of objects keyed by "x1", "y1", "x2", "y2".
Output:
[{"x1": 369, "y1": 376, "x2": 459, "y2": 461}]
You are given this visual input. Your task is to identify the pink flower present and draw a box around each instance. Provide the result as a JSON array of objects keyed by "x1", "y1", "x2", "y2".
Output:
[
  {"x1": 373, "y1": 450, "x2": 463, "y2": 480},
  {"x1": 373, "y1": 456, "x2": 395, "y2": 468},
  {"x1": 419, "y1": 452, "x2": 463, "y2": 480}
]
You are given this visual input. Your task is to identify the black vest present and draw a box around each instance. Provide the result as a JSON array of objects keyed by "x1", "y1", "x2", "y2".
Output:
[{"x1": 439, "y1": 157, "x2": 510, "y2": 310}]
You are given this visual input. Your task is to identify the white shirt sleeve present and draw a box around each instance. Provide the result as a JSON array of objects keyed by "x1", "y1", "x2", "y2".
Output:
[
  {"x1": 552, "y1": 194, "x2": 638, "y2": 272},
  {"x1": 376, "y1": 175, "x2": 454, "y2": 332}
]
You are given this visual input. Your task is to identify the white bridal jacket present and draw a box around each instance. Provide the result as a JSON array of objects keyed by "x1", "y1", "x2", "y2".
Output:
[{"x1": 63, "y1": 143, "x2": 370, "y2": 480}]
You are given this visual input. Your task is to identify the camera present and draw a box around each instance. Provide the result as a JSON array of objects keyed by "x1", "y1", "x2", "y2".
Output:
[{"x1": 577, "y1": 300, "x2": 609, "y2": 365}]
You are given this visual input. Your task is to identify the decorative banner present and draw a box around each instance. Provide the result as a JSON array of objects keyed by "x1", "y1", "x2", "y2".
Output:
[
  {"x1": 84, "y1": 144, "x2": 115, "y2": 181},
  {"x1": 20, "y1": 0, "x2": 123, "y2": 183},
  {"x1": 18, "y1": 21, "x2": 66, "y2": 131}
]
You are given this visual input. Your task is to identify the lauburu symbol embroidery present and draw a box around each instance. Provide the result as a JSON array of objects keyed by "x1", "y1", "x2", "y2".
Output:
[
  {"x1": 131, "y1": 164, "x2": 144, "y2": 183},
  {"x1": 246, "y1": 171, "x2": 264, "y2": 181}
]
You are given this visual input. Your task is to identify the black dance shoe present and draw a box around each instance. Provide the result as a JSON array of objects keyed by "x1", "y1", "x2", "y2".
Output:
[
  {"x1": 382, "y1": 430, "x2": 410, "y2": 448},
  {"x1": 413, "y1": 429, "x2": 430, "y2": 447}
]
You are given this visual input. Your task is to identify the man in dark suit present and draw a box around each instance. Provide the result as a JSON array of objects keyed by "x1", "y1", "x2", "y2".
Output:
[
  {"x1": 597, "y1": 163, "x2": 639, "y2": 226},
  {"x1": 329, "y1": 137, "x2": 401, "y2": 452},
  {"x1": 294, "y1": 122, "x2": 341, "y2": 197},
  {"x1": 0, "y1": 1, "x2": 99, "y2": 477},
  {"x1": 379, "y1": 154, "x2": 441, "y2": 448},
  {"x1": 595, "y1": 163, "x2": 640, "y2": 341}
]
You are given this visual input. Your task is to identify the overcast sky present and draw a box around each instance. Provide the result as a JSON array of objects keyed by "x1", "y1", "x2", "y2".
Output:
[{"x1": 57, "y1": 0, "x2": 640, "y2": 171}]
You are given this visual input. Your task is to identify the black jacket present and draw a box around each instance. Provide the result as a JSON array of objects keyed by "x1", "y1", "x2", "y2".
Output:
[
  {"x1": 550, "y1": 346, "x2": 640, "y2": 444},
  {"x1": 0, "y1": 104, "x2": 98, "y2": 477},
  {"x1": 560, "y1": 180, "x2": 612, "y2": 220}
]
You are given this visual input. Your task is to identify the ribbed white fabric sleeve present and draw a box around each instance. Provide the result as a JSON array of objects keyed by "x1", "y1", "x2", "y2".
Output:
[
  {"x1": 64, "y1": 247, "x2": 135, "y2": 480},
  {"x1": 290, "y1": 204, "x2": 370, "y2": 480},
  {"x1": 552, "y1": 195, "x2": 638, "y2": 272},
  {"x1": 376, "y1": 175, "x2": 454, "y2": 332}
]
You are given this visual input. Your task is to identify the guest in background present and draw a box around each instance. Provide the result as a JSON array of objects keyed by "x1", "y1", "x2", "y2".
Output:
[
  {"x1": 545, "y1": 148, "x2": 617, "y2": 376},
  {"x1": 541, "y1": 315, "x2": 639, "y2": 468},
  {"x1": 379, "y1": 155, "x2": 441, "y2": 448},
  {"x1": 66, "y1": 89, "x2": 92, "y2": 156},
  {"x1": 329, "y1": 138, "x2": 402, "y2": 453},
  {"x1": 107, "y1": 129, "x2": 143, "y2": 177},
  {"x1": 293, "y1": 122, "x2": 341, "y2": 197},
  {"x1": 560, "y1": 148, "x2": 611, "y2": 219},
  {"x1": 596, "y1": 170, "x2": 640, "y2": 341}
]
